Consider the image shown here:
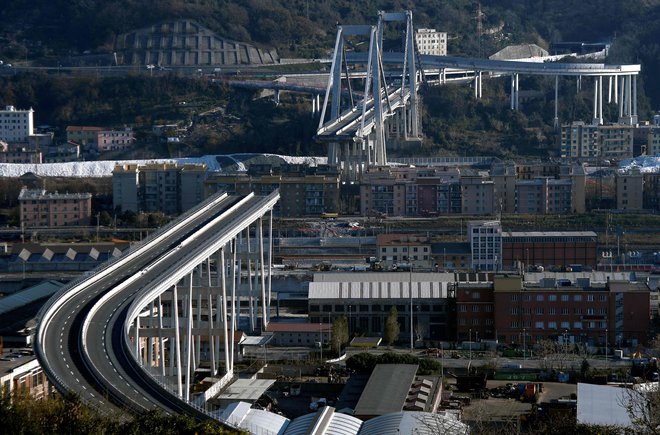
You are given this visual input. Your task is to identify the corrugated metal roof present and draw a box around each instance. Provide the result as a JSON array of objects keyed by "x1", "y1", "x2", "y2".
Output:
[
  {"x1": 309, "y1": 280, "x2": 449, "y2": 300},
  {"x1": 354, "y1": 365, "x2": 418, "y2": 416},
  {"x1": 313, "y1": 272, "x2": 455, "y2": 283},
  {"x1": 0, "y1": 280, "x2": 64, "y2": 316},
  {"x1": 361, "y1": 411, "x2": 469, "y2": 435}
]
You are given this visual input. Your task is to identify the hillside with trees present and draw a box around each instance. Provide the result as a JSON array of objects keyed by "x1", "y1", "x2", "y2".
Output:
[{"x1": 0, "y1": 1, "x2": 659, "y2": 159}]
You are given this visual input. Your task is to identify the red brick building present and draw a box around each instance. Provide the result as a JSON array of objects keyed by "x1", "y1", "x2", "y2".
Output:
[
  {"x1": 455, "y1": 282, "x2": 495, "y2": 342},
  {"x1": 492, "y1": 275, "x2": 650, "y2": 347},
  {"x1": 501, "y1": 231, "x2": 598, "y2": 270}
]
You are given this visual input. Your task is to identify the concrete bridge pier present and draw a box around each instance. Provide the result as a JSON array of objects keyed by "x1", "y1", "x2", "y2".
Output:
[{"x1": 510, "y1": 73, "x2": 519, "y2": 110}]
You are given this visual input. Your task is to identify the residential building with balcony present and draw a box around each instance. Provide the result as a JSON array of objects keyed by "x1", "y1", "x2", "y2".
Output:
[{"x1": 18, "y1": 188, "x2": 92, "y2": 228}]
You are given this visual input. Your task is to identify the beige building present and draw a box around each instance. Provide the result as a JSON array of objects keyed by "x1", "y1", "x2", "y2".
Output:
[
  {"x1": 460, "y1": 175, "x2": 494, "y2": 215},
  {"x1": 376, "y1": 233, "x2": 432, "y2": 269},
  {"x1": 648, "y1": 128, "x2": 660, "y2": 156},
  {"x1": 1, "y1": 350, "x2": 51, "y2": 400},
  {"x1": 492, "y1": 162, "x2": 586, "y2": 214},
  {"x1": 113, "y1": 162, "x2": 207, "y2": 214},
  {"x1": 561, "y1": 122, "x2": 634, "y2": 159},
  {"x1": 415, "y1": 28, "x2": 447, "y2": 56},
  {"x1": 616, "y1": 167, "x2": 644, "y2": 210},
  {"x1": 205, "y1": 165, "x2": 340, "y2": 217},
  {"x1": 19, "y1": 188, "x2": 92, "y2": 228}
]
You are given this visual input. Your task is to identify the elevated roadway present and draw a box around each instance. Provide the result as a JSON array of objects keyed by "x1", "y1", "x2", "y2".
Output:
[{"x1": 35, "y1": 191, "x2": 279, "y2": 421}]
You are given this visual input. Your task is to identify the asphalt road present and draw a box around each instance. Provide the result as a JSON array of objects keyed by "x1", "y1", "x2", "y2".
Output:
[{"x1": 38, "y1": 194, "x2": 242, "y2": 416}]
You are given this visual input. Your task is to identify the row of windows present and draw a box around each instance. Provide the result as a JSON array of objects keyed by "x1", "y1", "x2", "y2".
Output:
[
  {"x1": 458, "y1": 304, "x2": 494, "y2": 312},
  {"x1": 511, "y1": 307, "x2": 606, "y2": 315},
  {"x1": 511, "y1": 294, "x2": 606, "y2": 302},
  {"x1": 458, "y1": 318, "x2": 494, "y2": 326},
  {"x1": 510, "y1": 320, "x2": 607, "y2": 329}
]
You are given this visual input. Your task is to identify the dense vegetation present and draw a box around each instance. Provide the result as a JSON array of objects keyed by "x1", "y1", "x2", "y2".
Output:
[
  {"x1": 2, "y1": 0, "x2": 659, "y2": 106},
  {"x1": 0, "y1": 392, "x2": 240, "y2": 435},
  {"x1": 0, "y1": 1, "x2": 659, "y2": 158}
]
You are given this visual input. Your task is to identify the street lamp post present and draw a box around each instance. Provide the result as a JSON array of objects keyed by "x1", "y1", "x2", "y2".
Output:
[
  {"x1": 523, "y1": 328, "x2": 527, "y2": 367},
  {"x1": 410, "y1": 260, "x2": 414, "y2": 353},
  {"x1": 605, "y1": 328, "x2": 608, "y2": 367},
  {"x1": 469, "y1": 328, "x2": 472, "y2": 362}
]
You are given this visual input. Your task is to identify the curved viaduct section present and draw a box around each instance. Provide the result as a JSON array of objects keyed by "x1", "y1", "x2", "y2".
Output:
[{"x1": 35, "y1": 191, "x2": 279, "y2": 421}]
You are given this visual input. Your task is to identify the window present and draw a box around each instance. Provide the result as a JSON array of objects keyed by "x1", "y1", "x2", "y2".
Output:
[
  {"x1": 548, "y1": 321, "x2": 557, "y2": 329},
  {"x1": 511, "y1": 307, "x2": 519, "y2": 315},
  {"x1": 574, "y1": 308, "x2": 582, "y2": 315},
  {"x1": 561, "y1": 308, "x2": 569, "y2": 315},
  {"x1": 548, "y1": 295, "x2": 557, "y2": 302},
  {"x1": 535, "y1": 321, "x2": 544, "y2": 329},
  {"x1": 573, "y1": 321, "x2": 583, "y2": 329},
  {"x1": 561, "y1": 295, "x2": 569, "y2": 302},
  {"x1": 574, "y1": 295, "x2": 582, "y2": 302},
  {"x1": 536, "y1": 295, "x2": 544, "y2": 302},
  {"x1": 459, "y1": 305, "x2": 467, "y2": 312},
  {"x1": 471, "y1": 292, "x2": 481, "y2": 300},
  {"x1": 586, "y1": 308, "x2": 595, "y2": 315},
  {"x1": 536, "y1": 307, "x2": 544, "y2": 315},
  {"x1": 587, "y1": 295, "x2": 594, "y2": 302},
  {"x1": 548, "y1": 307, "x2": 556, "y2": 315},
  {"x1": 472, "y1": 319, "x2": 480, "y2": 326},
  {"x1": 472, "y1": 305, "x2": 480, "y2": 312},
  {"x1": 510, "y1": 321, "x2": 519, "y2": 328},
  {"x1": 561, "y1": 321, "x2": 570, "y2": 328}
]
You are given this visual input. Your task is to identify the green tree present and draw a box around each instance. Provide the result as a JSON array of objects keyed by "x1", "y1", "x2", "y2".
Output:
[
  {"x1": 384, "y1": 307, "x2": 400, "y2": 347},
  {"x1": 331, "y1": 315, "x2": 349, "y2": 355}
]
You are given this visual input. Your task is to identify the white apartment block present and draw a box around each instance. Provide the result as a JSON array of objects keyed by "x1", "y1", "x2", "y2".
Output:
[
  {"x1": 415, "y1": 28, "x2": 447, "y2": 56},
  {"x1": 468, "y1": 220, "x2": 502, "y2": 271},
  {"x1": 0, "y1": 105, "x2": 34, "y2": 143}
]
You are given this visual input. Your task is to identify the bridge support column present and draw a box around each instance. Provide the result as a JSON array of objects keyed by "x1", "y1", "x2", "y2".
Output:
[
  {"x1": 608, "y1": 76, "x2": 612, "y2": 103},
  {"x1": 230, "y1": 239, "x2": 237, "y2": 372},
  {"x1": 510, "y1": 74, "x2": 519, "y2": 110},
  {"x1": 148, "y1": 302, "x2": 154, "y2": 367},
  {"x1": 554, "y1": 75, "x2": 559, "y2": 129},
  {"x1": 632, "y1": 75, "x2": 638, "y2": 124},
  {"x1": 592, "y1": 76, "x2": 603, "y2": 125},
  {"x1": 184, "y1": 273, "x2": 193, "y2": 402},
  {"x1": 614, "y1": 75, "x2": 619, "y2": 104},
  {"x1": 259, "y1": 217, "x2": 267, "y2": 332},
  {"x1": 220, "y1": 248, "x2": 230, "y2": 375},
  {"x1": 267, "y1": 210, "x2": 273, "y2": 318},
  {"x1": 173, "y1": 284, "x2": 183, "y2": 398},
  {"x1": 158, "y1": 294, "x2": 165, "y2": 376}
]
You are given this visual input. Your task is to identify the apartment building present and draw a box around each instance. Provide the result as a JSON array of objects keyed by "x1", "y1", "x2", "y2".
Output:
[
  {"x1": 461, "y1": 175, "x2": 495, "y2": 215},
  {"x1": 492, "y1": 275, "x2": 650, "y2": 347},
  {"x1": 616, "y1": 167, "x2": 644, "y2": 211},
  {"x1": 67, "y1": 126, "x2": 135, "y2": 153},
  {"x1": 560, "y1": 122, "x2": 634, "y2": 159},
  {"x1": 204, "y1": 164, "x2": 340, "y2": 217},
  {"x1": 415, "y1": 28, "x2": 447, "y2": 56},
  {"x1": 468, "y1": 220, "x2": 502, "y2": 271},
  {"x1": 66, "y1": 126, "x2": 102, "y2": 150},
  {"x1": 376, "y1": 234, "x2": 432, "y2": 269},
  {"x1": 18, "y1": 188, "x2": 92, "y2": 228},
  {"x1": 112, "y1": 162, "x2": 207, "y2": 215},
  {"x1": 97, "y1": 128, "x2": 135, "y2": 152},
  {"x1": 1, "y1": 350, "x2": 51, "y2": 400},
  {"x1": 0, "y1": 106, "x2": 34, "y2": 143}
]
